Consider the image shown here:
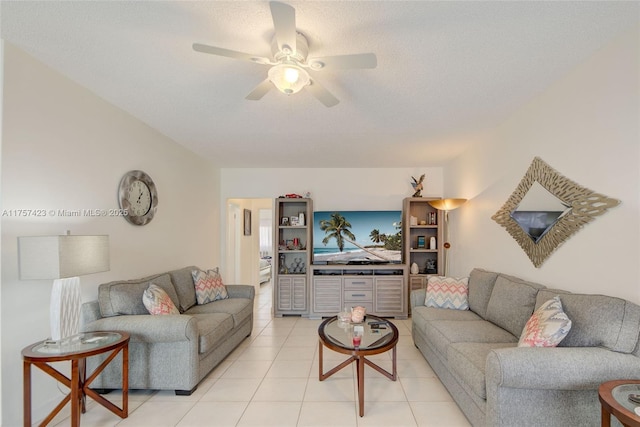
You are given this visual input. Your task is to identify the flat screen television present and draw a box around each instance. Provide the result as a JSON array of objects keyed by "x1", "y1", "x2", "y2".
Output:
[{"x1": 313, "y1": 210, "x2": 402, "y2": 264}]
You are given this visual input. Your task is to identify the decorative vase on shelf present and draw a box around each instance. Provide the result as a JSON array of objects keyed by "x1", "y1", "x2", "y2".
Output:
[
  {"x1": 426, "y1": 259, "x2": 437, "y2": 274},
  {"x1": 430, "y1": 237, "x2": 437, "y2": 250},
  {"x1": 410, "y1": 262, "x2": 419, "y2": 275}
]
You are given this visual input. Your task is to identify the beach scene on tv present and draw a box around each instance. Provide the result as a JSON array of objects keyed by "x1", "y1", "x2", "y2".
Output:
[{"x1": 313, "y1": 210, "x2": 402, "y2": 264}]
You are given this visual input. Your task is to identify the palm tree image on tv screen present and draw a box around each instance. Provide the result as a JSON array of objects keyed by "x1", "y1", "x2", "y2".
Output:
[{"x1": 313, "y1": 211, "x2": 402, "y2": 264}]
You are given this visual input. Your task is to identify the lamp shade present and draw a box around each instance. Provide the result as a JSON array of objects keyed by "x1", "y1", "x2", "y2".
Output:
[
  {"x1": 18, "y1": 235, "x2": 110, "y2": 280},
  {"x1": 428, "y1": 198, "x2": 467, "y2": 212}
]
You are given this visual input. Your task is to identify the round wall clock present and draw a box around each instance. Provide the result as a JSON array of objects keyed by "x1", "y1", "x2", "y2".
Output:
[{"x1": 118, "y1": 170, "x2": 158, "y2": 226}]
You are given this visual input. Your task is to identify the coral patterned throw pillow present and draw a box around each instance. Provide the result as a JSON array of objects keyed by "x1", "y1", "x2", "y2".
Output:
[
  {"x1": 143, "y1": 283, "x2": 180, "y2": 315},
  {"x1": 518, "y1": 296, "x2": 572, "y2": 347},
  {"x1": 424, "y1": 276, "x2": 469, "y2": 310},
  {"x1": 192, "y1": 268, "x2": 229, "y2": 304}
]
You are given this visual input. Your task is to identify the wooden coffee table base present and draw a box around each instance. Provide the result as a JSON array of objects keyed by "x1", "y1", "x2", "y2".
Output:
[{"x1": 318, "y1": 336, "x2": 397, "y2": 417}]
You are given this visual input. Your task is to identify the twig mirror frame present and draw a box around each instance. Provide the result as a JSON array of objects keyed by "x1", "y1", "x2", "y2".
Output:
[{"x1": 492, "y1": 157, "x2": 620, "y2": 267}]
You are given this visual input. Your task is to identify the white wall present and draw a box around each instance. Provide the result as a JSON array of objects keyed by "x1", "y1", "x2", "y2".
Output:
[
  {"x1": 221, "y1": 168, "x2": 443, "y2": 211},
  {"x1": 445, "y1": 27, "x2": 640, "y2": 302},
  {"x1": 1, "y1": 44, "x2": 220, "y2": 426}
]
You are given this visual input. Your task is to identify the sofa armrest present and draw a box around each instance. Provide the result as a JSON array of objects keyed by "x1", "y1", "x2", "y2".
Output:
[
  {"x1": 226, "y1": 284, "x2": 255, "y2": 300},
  {"x1": 411, "y1": 289, "x2": 427, "y2": 309},
  {"x1": 81, "y1": 314, "x2": 198, "y2": 343},
  {"x1": 486, "y1": 346, "x2": 640, "y2": 391}
]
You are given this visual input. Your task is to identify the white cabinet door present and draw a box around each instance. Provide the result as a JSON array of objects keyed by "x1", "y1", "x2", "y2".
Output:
[{"x1": 374, "y1": 277, "x2": 404, "y2": 314}]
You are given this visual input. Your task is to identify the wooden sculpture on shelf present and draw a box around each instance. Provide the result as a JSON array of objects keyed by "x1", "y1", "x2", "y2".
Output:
[{"x1": 411, "y1": 174, "x2": 425, "y2": 197}]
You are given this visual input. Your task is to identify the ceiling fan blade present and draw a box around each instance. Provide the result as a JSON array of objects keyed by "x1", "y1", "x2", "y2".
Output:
[
  {"x1": 308, "y1": 53, "x2": 377, "y2": 70},
  {"x1": 270, "y1": 1, "x2": 297, "y2": 53},
  {"x1": 306, "y1": 79, "x2": 339, "y2": 108},
  {"x1": 246, "y1": 79, "x2": 273, "y2": 101},
  {"x1": 193, "y1": 43, "x2": 270, "y2": 64}
]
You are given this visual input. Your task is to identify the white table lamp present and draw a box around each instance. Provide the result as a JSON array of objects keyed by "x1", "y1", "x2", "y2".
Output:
[{"x1": 18, "y1": 233, "x2": 110, "y2": 341}]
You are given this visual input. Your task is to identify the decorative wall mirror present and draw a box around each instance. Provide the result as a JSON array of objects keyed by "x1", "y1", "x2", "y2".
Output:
[{"x1": 492, "y1": 157, "x2": 620, "y2": 267}]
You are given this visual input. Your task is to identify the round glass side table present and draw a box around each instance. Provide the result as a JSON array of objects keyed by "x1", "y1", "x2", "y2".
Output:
[
  {"x1": 599, "y1": 379, "x2": 640, "y2": 427},
  {"x1": 22, "y1": 331, "x2": 130, "y2": 427}
]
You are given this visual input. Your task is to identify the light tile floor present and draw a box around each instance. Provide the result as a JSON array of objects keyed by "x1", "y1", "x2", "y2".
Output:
[{"x1": 51, "y1": 282, "x2": 471, "y2": 427}]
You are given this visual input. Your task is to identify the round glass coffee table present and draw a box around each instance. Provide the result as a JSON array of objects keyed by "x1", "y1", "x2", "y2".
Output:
[
  {"x1": 599, "y1": 380, "x2": 640, "y2": 427},
  {"x1": 318, "y1": 314, "x2": 399, "y2": 417}
]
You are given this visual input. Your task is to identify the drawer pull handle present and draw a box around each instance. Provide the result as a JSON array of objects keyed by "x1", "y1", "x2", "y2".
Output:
[
  {"x1": 352, "y1": 294, "x2": 366, "y2": 297},
  {"x1": 352, "y1": 281, "x2": 366, "y2": 285}
]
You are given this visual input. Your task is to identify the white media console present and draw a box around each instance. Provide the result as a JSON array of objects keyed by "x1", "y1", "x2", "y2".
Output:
[{"x1": 309, "y1": 264, "x2": 408, "y2": 319}]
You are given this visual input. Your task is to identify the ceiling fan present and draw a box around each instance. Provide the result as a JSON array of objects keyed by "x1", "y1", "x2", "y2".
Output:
[{"x1": 192, "y1": 1, "x2": 377, "y2": 107}]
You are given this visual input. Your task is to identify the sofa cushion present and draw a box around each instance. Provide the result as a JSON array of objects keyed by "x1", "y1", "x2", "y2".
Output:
[
  {"x1": 412, "y1": 306, "x2": 481, "y2": 334},
  {"x1": 169, "y1": 266, "x2": 199, "y2": 312},
  {"x1": 448, "y1": 342, "x2": 517, "y2": 400},
  {"x1": 99, "y1": 273, "x2": 180, "y2": 317},
  {"x1": 518, "y1": 296, "x2": 572, "y2": 347},
  {"x1": 425, "y1": 276, "x2": 469, "y2": 310},
  {"x1": 185, "y1": 297, "x2": 253, "y2": 328},
  {"x1": 143, "y1": 284, "x2": 180, "y2": 315},
  {"x1": 424, "y1": 319, "x2": 517, "y2": 361},
  {"x1": 468, "y1": 269, "x2": 499, "y2": 319},
  {"x1": 192, "y1": 268, "x2": 229, "y2": 304},
  {"x1": 485, "y1": 274, "x2": 545, "y2": 337},
  {"x1": 191, "y1": 313, "x2": 235, "y2": 355},
  {"x1": 536, "y1": 289, "x2": 640, "y2": 353}
]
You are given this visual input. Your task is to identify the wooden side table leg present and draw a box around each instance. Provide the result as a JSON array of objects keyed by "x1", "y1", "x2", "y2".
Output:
[
  {"x1": 70, "y1": 359, "x2": 80, "y2": 427},
  {"x1": 79, "y1": 357, "x2": 87, "y2": 414},
  {"x1": 23, "y1": 361, "x2": 31, "y2": 427},
  {"x1": 601, "y1": 405, "x2": 611, "y2": 427},
  {"x1": 122, "y1": 343, "x2": 129, "y2": 416},
  {"x1": 318, "y1": 339, "x2": 324, "y2": 381}
]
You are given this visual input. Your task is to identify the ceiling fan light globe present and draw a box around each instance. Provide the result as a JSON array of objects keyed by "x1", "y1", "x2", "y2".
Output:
[
  {"x1": 284, "y1": 67, "x2": 299, "y2": 83},
  {"x1": 268, "y1": 63, "x2": 310, "y2": 95}
]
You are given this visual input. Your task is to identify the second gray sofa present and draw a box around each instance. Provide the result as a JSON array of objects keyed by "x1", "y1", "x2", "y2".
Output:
[
  {"x1": 411, "y1": 268, "x2": 640, "y2": 426},
  {"x1": 81, "y1": 266, "x2": 255, "y2": 395}
]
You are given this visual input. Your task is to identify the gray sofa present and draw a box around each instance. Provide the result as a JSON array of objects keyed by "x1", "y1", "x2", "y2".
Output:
[
  {"x1": 411, "y1": 268, "x2": 640, "y2": 426},
  {"x1": 80, "y1": 266, "x2": 255, "y2": 395}
]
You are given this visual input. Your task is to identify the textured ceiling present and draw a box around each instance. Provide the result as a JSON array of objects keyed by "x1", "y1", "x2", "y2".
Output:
[{"x1": 2, "y1": 1, "x2": 638, "y2": 168}]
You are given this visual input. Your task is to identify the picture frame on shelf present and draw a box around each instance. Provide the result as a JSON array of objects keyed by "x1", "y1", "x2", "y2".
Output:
[
  {"x1": 417, "y1": 236, "x2": 426, "y2": 249},
  {"x1": 428, "y1": 212, "x2": 437, "y2": 225},
  {"x1": 290, "y1": 216, "x2": 300, "y2": 226},
  {"x1": 281, "y1": 217, "x2": 289, "y2": 226}
]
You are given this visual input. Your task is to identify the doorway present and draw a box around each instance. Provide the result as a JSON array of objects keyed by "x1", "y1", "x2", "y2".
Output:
[{"x1": 226, "y1": 198, "x2": 274, "y2": 288}]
